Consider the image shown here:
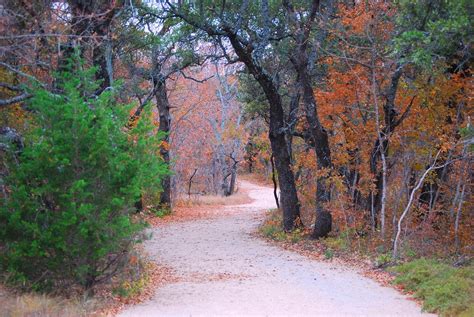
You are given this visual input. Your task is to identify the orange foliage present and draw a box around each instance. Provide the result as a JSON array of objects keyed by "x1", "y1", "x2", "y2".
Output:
[{"x1": 287, "y1": 1, "x2": 473, "y2": 255}]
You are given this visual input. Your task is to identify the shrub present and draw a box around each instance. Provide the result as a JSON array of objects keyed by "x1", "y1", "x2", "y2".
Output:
[
  {"x1": 392, "y1": 258, "x2": 474, "y2": 316},
  {"x1": 324, "y1": 236, "x2": 346, "y2": 251},
  {"x1": 375, "y1": 253, "x2": 393, "y2": 267},
  {"x1": 150, "y1": 206, "x2": 172, "y2": 218},
  {"x1": 289, "y1": 228, "x2": 304, "y2": 243},
  {"x1": 259, "y1": 209, "x2": 306, "y2": 243},
  {"x1": 0, "y1": 65, "x2": 167, "y2": 292},
  {"x1": 259, "y1": 209, "x2": 284, "y2": 239},
  {"x1": 324, "y1": 248, "x2": 334, "y2": 260}
]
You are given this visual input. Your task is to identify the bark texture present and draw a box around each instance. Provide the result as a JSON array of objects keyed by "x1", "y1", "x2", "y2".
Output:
[
  {"x1": 225, "y1": 30, "x2": 301, "y2": 231},
  {"x1": 286, "y1": 0, "x2": 333, "y2": 238},
  {"x1": 154, "y1": 77, "x2": 172, "y2": 208}
]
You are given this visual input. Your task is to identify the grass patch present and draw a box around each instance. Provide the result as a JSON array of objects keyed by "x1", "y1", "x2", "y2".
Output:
[
  {"x1": 324, "y1": 248, "x2": 334, "y2": 260},
  {"x1": 392, "y1": 258, "x2": 474, "y2": 316},
  {"x1": 375, "y1": 252, "x2": 394, "y2": 268},
  {"x1": 0, "y1": 292, "x2": 90, "y2": 317},
  {"x1": 259, "y1": 209, "x2": 306, "y2": 243},
  {"x1": 259, "y1": 209, "x2": 285, "y2": 240},
  {"x1": 324, "y1": 236, "x2": 348, "y2": 251}
]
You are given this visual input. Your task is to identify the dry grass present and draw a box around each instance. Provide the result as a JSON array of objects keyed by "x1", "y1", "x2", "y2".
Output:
[
  {"x1": 0, "y1": 289, "x2": 93, "y2": 317},
  {"x1": 175, "y1": 184, "x2": 252, "y2": 207},
  {"x1": 238, "y1": 173, "x2": 273, "y2": 187},
  {"x1": 0, "y1": 252, "x2": 176, "y2": 317}
]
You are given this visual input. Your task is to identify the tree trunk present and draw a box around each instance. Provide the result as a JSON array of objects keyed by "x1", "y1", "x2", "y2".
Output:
[
  {"x1": 225, "y1": 150, "x2": 240, "y2": 196},
  {"x1": 188, "y1": 168, "x2": 197, "y2": 198},
  {"x1": 270, "y1": 154, "x2": 280, "y2": 209},
  {"x1": 371, "y1": 63, "x2": 388, "y2": 238},
  {"x1": 368, "y1": 66, "x2": 403, "y2": 226},
  {"x1": 285, "y1": 0, "x2": 334, "y2": 238},
  {"x1": 225, "y1": 31, "x2": 301, "y2": 231},
  {"x1": 298, "y1": 68, "x2": 332, "y2": 238},
  {"x1": 228, "y1": 163, "x2": 238, "y2": 196},
  {"x1": 154, "y1": 78, "x2": 172, "y2": 208},
  {"x1": 66, "y1": 1, "x2": 118, "y2": 94},
  {"x1": 219, "y1": 145, "x2": 229, "y2": 196},
  {"x1": 93, "y1": 35, "x2": 114, "y2": 93},
  {"x1": 269, "y1": 128, "x2": 301, "y2": 231}
]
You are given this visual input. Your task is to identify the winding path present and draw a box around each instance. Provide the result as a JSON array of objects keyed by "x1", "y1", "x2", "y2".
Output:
[{"x1": 119, "y1": 180, "x2": 433, "y2": 316}]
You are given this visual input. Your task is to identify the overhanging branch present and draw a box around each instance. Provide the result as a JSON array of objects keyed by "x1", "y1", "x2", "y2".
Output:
[{"x1": 0, "y1": 93, "x2": 32, "y2": 107}]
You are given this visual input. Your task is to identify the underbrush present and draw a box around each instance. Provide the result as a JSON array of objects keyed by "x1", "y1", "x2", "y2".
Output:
[
  {"x1": 0, "y1": 251, "x2": 159, "y2": 316},
  {"x1": 392, "y1": 259, "x2": 474, "y2": 316},
  {"x1": 1, "y1": 291, "x2": 90, "y2": 317},
  {"x1": 259, "y1": 209, "x2": 307, "y2": 243},
  {"x1": 149, "y1": 205, "x2": 172, "y2": 218},
  {"x1": 110, "y1": 256, "x2": 154, "y2": 300},
  {"x1": 259, "y1": 209, "x2": 361, "y2": 255}
]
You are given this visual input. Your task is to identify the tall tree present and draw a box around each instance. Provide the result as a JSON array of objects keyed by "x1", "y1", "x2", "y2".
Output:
[
  {"x1": 64, "y1": 0, "x2": 122, "y2": 93},
  {"x1": 284, "y1": 0, "x2": 334, "y2": 238},
  {"x1": 166, "y1": 0, "x2": 302, "y2": 231}
]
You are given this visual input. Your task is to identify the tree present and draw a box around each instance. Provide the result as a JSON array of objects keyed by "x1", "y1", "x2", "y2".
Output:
[
  {"x1": 61, "y1": 0, "x2": 123, "y2": 93},
  {"x1": 118, "y1": 2, "x2": 208, "y2": 208},
  {"x1": 166, "y1": 0, "x2": 302, "y2": 231},
  {"x1": 0, "y1": 65, "x2": 167, "y2": 292},
  {"x1": 283, "y1": 0, "x2": 335, "y2": 238},
  {"x1": 211, "y1": 63, "x2": 244, "y2": 196}
]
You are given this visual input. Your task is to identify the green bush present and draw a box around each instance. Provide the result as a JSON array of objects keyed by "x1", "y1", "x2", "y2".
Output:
[
  {"x1": 375, "y1": 253, "x2": 394, "y2": 267},
  {"x1": 324, "y1": 236, "x2": 346, "y2": 250},
  {"x1": 0, "y1": 66, "x2": 168, "y2": 292},
  {"x1": 150, "y1": 206, "x2": 172, "y2": 218},
  {"x1": 259, "y1": 210, "x2": 305, "y2": 243},
  {"x1": 324, "y1": 248, "x2": 334, "y2": 260},
  {"x1": 260, "y1": 222, "x2": 281, "y2": 239},
  {"x1": 259, "y1": 209, "x2": 283, "y2": 239},
  {"x1": 289, "y1": 228, "x2": 304, "y2": 243},
  {"x1": 392, "y1": 258, "x2": 474, "y2": 316}
]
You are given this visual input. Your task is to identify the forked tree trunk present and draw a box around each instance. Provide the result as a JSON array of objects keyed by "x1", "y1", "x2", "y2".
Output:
[
  {"x1": 393, "y1": 151, "x2": 442, "y2": 258},
  {"x1": 285, "y1": 0, "x2": 334, "y2": 238},
  {"x1": 368, "y1": 66, "x2": 403, "y2": 226}
]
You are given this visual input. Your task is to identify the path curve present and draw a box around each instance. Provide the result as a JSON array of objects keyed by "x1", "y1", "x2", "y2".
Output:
[{"x1": 119, "y1": 180, "x2": 432, "y2": 316}]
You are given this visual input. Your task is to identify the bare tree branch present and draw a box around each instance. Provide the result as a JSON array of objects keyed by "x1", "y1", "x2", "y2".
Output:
[{"x1": 0, "y1": 92, "x2": 32, "y2": 107}]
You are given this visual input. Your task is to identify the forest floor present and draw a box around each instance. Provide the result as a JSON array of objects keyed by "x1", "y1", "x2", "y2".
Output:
[{"x1": 118, "y1": 180, "x2": 434, "y2": 316}]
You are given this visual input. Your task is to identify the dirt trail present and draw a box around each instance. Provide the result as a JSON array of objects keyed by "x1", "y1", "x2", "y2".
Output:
[{"x1": 119, "y1": 180, "x2": 433, "y2": 316}]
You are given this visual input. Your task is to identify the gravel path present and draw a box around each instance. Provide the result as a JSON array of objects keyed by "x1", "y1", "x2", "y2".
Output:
[{"x1": 119, "y1": 180, "x2": 433, "y2": 316}]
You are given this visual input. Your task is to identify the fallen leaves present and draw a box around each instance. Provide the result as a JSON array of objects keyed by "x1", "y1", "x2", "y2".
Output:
[
  {"x1": 92, "y1": 261, "x2": 178, "y2": 316},
  {"x1": 142, "y1": 187, "x2": 253, "y2": 227},
  {"x1": 179, "y1": 272, "x2": 253, "y2": 283}
]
